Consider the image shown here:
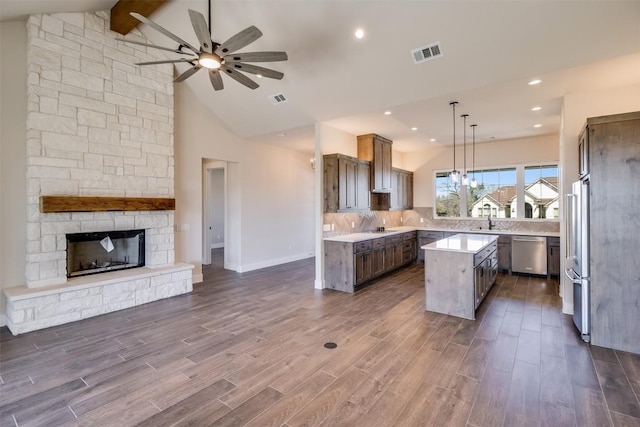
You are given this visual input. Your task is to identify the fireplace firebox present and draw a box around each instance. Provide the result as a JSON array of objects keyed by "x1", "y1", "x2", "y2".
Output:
[{"x1": 66, "y1": 229, "x2": 145, "y2": 278}]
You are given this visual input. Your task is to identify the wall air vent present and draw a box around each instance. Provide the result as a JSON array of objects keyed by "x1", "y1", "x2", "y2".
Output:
[
  {"x1": 269, "y1": 93, "x2": 288, "y2": 105},
  {"x1": 411, "y1": 42, "x2": 443, "y2": 64}
]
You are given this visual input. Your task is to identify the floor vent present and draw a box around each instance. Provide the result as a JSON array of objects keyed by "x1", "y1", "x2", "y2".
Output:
[
  {"x1": 269, "y1": 93, "x2": 288, "y2": 105},
  {"x1": 411, "y1": 42, "x2": 443, "y2": 64}
]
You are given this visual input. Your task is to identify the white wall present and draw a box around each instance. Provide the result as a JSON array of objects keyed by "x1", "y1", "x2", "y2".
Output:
[
  {"x1": 209, "y1": 168, "x2": 225, "y2": 248},
  {"x1": 409, "y1": 134, "x2": 560, "y2": 208},
  {"x1": 559, "y1": 83, "x2": 640, "y2": 314},
  {"x1": 0, "y1": 21, "x2": 27, "y2": 325},
  {"x1": 174, "y1": 83, "x2": 315, "y2": 280}
]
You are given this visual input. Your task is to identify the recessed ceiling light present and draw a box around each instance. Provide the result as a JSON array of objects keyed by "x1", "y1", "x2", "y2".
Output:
[
  {"x1": 533, "y1": 124, "x2": 542, "y2": 128},
  {"x1": 384, "y1": 111, "x2": 391, "y2": 115},
  {"x1": 528, "y1": 79, "x2": 542, "y2": 85},
  {"x1": 411, "y1": 127, "x2": 418, "y2": 131},
  {"x1": 531, "y1": 106, "x2": 542, "y2": 111},
  {"x1": 355, "y1": 29, "x2": 364, "y2": 39},
  {"x1": 430, "y1": 138, "x2": 436, "y2": 142}
]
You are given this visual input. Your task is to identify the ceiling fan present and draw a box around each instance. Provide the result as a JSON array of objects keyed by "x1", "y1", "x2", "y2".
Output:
[{"x1": 117, "y1": 8, "x2": 288, "y2": 91}]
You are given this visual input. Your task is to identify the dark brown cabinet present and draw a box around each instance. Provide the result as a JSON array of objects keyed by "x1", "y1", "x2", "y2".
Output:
[
  {"x1": 390, "y1": 168, "x2": 414, "y2": 210},
  {"x1": 325, "y1": 231, "x2": 417, "y2": 292},
  {"x1": 323, "y1": 154, "x2": 370, "y2": 213},
  {"x1": 578, "y1": 125, "x2": 589, "y2": 179},
  {"x1": 357, "y1": 134, "x2": 393, "y2": 193},
  {"x1": 547, "y1": 237, "x2": 560, "y2": 278},
  {"x1": 497, "y1": 235, "x2": 512, "y2": 274},
  {"x1": 417, "y1": 231, "x2": 445, "y2": 262}
]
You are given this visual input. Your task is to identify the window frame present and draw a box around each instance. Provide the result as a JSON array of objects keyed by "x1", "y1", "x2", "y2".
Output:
[{"x1": 433, "y1": 162, "x2": 559, "y2": 221}]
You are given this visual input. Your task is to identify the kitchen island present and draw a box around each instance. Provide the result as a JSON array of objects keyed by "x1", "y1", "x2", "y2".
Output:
[{"x1": 423, "y1": 233, "x2": 498, "y2": 320}]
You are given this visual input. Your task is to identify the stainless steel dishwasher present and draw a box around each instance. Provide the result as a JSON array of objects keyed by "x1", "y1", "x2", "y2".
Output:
[{"x1": 511, "y1": 236, "x2": 547, "y2": 275}]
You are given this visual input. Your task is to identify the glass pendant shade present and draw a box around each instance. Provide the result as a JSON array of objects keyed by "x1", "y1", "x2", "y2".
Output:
[
  {"x1": 451, "y1": 170, "x2": 460, "y2": 182},
  {"x1": 470, "y1": 177, "x2": 477, "y2": 188},
  {"x1": 462, "y1": 174, "x2": 469, "y2": 186}
]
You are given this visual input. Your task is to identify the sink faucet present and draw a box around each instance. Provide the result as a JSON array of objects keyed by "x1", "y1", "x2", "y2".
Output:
[{"x1": 488, "y1": 212, "x2": 494, "y2": 230}]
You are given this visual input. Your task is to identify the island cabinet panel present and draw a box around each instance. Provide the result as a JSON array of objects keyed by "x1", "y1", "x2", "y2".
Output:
[
  {"x1": 424, "y1": 235, "x2": 498, "y2": 320},
  {"x1": 425, "y1": 251, "x2": 476, "y2": 319}
]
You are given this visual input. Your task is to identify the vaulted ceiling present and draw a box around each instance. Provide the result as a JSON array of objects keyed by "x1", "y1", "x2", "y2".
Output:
[{"x1": 2, "y1": 0, "x2": 639, "y2": 154}]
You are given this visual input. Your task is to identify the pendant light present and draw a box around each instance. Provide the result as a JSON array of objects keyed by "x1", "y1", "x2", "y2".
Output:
[
  {"x1": 461, "y1": 113, "x2": 469, "y2": 186},
  {"x1": 449, "y1": 101, "x2": 459, "y2": 182},
  {"x1": 470, "y1": 124, "x2": 478, "y2": 188}
]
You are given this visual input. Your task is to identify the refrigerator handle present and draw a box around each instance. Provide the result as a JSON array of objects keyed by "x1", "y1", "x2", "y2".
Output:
[
  {"x1": 565, "y1": 193, "x2": 576, "y2": 259},
  {"x1": 564, "y1": 267, "x2": 579, "y2": 282}
]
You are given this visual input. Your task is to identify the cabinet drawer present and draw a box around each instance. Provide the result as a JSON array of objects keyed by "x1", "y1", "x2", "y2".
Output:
[
  {"x1": 418, "y1": 231, "x2": 444, "y2": 240},
  {"x1": 354, "y1": 240, "x2": 372, "y2": 253},
  {"x1": 474, "y1": 242, "x2": 497, "y2": 266},
  {"x1": 372, "y1": 238, "x2": 386, "y2": 249},
  {"x1": 402, "y1": 231, "x2": 417, "y2": 240},
  {"x1": 547, "y1": 237, "x2": 560, "y2": 246},
  {"x1": 402, "y1": 241, "x2": 414, "y2": 250},
  {"x1": 385, "y1": 235, "x2": 402, "y2": 245}
]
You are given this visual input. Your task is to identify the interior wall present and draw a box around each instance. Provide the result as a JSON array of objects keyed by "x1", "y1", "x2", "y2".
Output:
[
  {"x1": 0, "y1": 21, "x2": 27, "y2": 325},
  {"x1": 409, "y1": 134, "x2": 560, "y2": 208},
  {"x1": 174, "y1": 83, "x2": 315, "y2": 279},
  {"x1": 559, "y1": 83, "x2": 640, "y2": 314}
]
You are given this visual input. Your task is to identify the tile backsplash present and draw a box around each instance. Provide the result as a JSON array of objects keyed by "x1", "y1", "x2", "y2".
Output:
[{"x1": 323, "y1": 206, "x2": 560, "y2": 237}]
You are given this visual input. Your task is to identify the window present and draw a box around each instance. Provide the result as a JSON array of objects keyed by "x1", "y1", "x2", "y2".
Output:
[
  {"x1": 524, "y1": 165, "x2": 559, "y2": 219},
  {"x1": 435, "y1": 172, "x2": 460, "y2": 217},
  {"x1": 467, "y1": 168, "x2": 516, "y2": 218},
  {"x1": 434, "y1": 163, "x2": 559, "y2": 220}
]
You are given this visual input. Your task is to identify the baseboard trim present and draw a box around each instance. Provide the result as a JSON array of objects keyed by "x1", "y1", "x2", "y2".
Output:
[
  {"x1": 0, "y1": 314, "x2": 6, "y2": 328},
  {"x1": 192, "y1": 273, "x2": 204, "y2": 284},
  {"x1": 237, "y1": 252, "x2": 314, "y2": 273}
]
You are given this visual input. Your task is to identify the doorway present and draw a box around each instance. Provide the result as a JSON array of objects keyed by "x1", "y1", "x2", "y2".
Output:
[{"x1": 202, "y1": 159, "x2": 241, "y2": 271}]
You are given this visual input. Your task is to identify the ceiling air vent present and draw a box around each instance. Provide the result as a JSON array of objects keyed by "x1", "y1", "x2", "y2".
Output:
[
  {"x1": 411, "y1": 42, "x2": 443, "y2": 64},
  {"x1": 269, "y1": 93, "x2": 288, "y2": 105}
]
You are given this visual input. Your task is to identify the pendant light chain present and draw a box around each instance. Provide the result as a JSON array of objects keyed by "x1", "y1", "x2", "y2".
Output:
[
  {"x1": 470, "y1": 124, "x2": 478, "y2": 188},
  {"x1": 461, "y1": 113, "x2": 469, "y2": 185},
  {"x1": 450, "y1": 101, "x2": 459, "y2": 182}
]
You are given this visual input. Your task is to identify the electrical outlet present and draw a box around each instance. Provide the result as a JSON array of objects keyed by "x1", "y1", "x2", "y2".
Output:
[
  {"x1": 323, "y1": 224, "x2": 331, "y2": 232},
  {"x1": 420, "y1": 217, "x2": 424, "y2": 223},
  {"x1": 351, "y1": 221, "x2": 355, "y2": 229},
  {"x1": 331, "y1": 224, "x2": 335, "y2": 231},
  {"x1": 382, "y1": 218, "x2": 386, "y2": 225},
  {"x1": 400, "y1": 216, "x2": 403, "y2": 223}
]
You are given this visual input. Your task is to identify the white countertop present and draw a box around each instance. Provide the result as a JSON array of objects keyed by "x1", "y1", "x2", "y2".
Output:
[
  {"x1": 323, "y1": 226, "x2": 558, "y2": 243},
  {"x1": 422, "y1": 233, "x2": 498, "y2": 254}
]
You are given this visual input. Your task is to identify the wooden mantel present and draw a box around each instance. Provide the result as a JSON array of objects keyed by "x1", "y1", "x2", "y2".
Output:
[{"x1": 40, "y1": 196, "x2": 175, "y2": 213}]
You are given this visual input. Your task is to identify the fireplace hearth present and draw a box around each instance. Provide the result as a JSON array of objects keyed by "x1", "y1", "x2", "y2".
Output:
[{"x1": 66, "y1": 229, "x2": 145, "y2": 278}]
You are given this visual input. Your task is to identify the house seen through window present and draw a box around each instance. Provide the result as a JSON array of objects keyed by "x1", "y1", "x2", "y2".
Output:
[{"x1": 435, "y1": 164, "x2": 559, "y2": 220}]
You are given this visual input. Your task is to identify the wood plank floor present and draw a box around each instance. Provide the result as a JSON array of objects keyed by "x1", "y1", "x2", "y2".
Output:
[{"x1": 1, "y1": 249, "x2": 639, "y2": 426}]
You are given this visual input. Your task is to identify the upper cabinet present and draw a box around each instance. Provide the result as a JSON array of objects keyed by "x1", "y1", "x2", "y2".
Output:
[
  {"x1": 390, "y1": 168, "x2": 413, "y2": 210},
  {"x1": 323, "y1": 154, "x2": 370, "y2": 213},
  {"x1": 357, "y1": 134, "x2": 393, "y2": 193}
]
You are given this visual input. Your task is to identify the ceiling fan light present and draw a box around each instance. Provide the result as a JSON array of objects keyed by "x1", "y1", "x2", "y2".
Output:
[{"x1": 199, "y1": 53, "x2": 222, "y2": 69}]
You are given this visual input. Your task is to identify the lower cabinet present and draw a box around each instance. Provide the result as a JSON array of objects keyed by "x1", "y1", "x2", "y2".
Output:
[
  {"x1": 417, "y1": 231, "x2": 445, "y2": 262},
  {"x1": 547, "y1": 237, "x2": 560, "y2": 278},
  {"x1": 325, "y1": 231, "x2": 417, "y2": 293},
  {"x1": 497, "y1": 236, "x2": 512, "y2": 274}
]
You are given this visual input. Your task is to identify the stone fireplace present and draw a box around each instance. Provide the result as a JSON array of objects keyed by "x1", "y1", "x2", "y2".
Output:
[{"x1": 2, "y1": 11, "x2": 193, "y2": 335}]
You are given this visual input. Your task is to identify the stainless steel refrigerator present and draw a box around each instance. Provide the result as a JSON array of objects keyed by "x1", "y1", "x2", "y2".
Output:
[{"x1": 565, "y1": 179, "x2": 590, "y2": 342}]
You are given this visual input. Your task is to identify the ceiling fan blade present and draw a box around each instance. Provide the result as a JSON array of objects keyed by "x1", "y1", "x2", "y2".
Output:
[
  {"x1": 174, "y1": 65, "x2": 202, "y2": 82},
  {"x1": 221, "y1": 65, "x2": 259, "y2": 89},
  {"x1": 135, "y1": 59, "x2": 194, "y2": 66},
  {"x1": 227, "y1": 63, "x2": 284, "y2": 80},
  {"x1": 224, "y1": 51, "x2": 288, "y2": 63},
  {"x1": 187, "y1": 9, "x2": 213, "y2": 53},
  {"x1": 209, "y1": 70, "x2": 224, "y2": 91},
  {"x1": 215, "y1": 26, "x2": 262, "y2": 55},
  {"x1": 116, "y1": 38, "x2": 196, "y2": 56},
  {"x1": 130, "y1": 12, "x2": 200, "y2": 54}
]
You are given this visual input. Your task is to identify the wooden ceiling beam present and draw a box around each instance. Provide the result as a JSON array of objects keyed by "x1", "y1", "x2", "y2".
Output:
[{"x1": 110, "y1": 0, "x2": 168, "y2": 35}]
